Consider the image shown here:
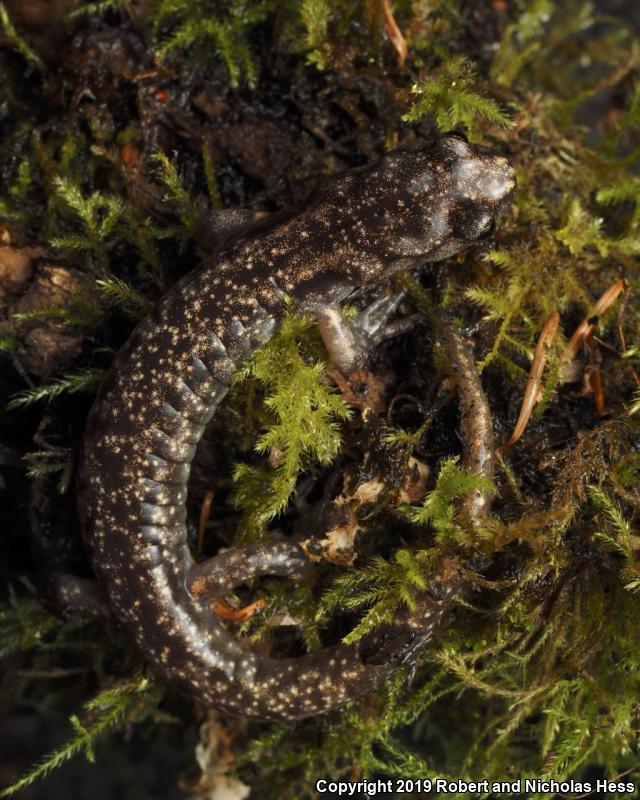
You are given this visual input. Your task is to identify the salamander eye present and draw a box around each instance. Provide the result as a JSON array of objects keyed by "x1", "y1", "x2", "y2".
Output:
[
  {"x1": 453, "y1": 207, "x2": 495, "y2": 241},
  {"x1": 477, "y1": 217, "x2": 496, "y2": 240}
]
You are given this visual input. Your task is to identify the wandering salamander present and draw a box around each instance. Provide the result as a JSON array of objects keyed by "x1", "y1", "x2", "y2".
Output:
[{"x1": 77, "y1": 133, "x2": 515, "y2": 719}]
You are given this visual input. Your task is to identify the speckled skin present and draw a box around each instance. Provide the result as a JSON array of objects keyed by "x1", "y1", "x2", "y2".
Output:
[{"x1": 77, "y1": 134, "x2": 515, "y2": 720}]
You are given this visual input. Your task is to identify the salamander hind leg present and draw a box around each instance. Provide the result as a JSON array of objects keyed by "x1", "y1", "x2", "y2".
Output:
[
  {"x1": 185, "y1": 541, "x2": 394, "y2": 719},
  {"x1": 187, "y1": 542, "x2": 311, "y2": 599}
]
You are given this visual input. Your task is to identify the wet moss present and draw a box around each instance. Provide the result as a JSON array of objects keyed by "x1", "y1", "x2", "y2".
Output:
[{"x1": 1, "y1": 0, "x2": 640, "y2": 797}]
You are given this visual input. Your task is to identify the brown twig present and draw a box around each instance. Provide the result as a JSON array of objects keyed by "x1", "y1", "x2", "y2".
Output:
[
  {"x1": 197, "y1": 490, "x2": 215, "y2": 556},
  {"x1": 561, "y1": 277, "x2": 627, "y2": 365},
  {"x1": 586, "y1": 365, "x2": 606, "y2": 416},
  {"x1": 382, "y1": 0, "x2": 408, "y2": 67},
  {"x1": 211, "y1": 597, "x2": 266, "y2": 622},
  {"x1": 502, "y1": 311, "x2": 560, "y2": 449}
]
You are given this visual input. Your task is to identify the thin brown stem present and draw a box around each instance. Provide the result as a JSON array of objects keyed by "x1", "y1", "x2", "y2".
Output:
[{"x1": 502, "y1": 311, "x2": 560, "y2": 448}]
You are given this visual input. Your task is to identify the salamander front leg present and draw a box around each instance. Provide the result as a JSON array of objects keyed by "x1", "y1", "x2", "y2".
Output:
[
  {"x1": 314, "y1": 291, "x2": 411, "y2": 375},
  {"x1": 195, "y1": 207, "x2": 270, "y2": 250},
  {"x1": 44, "y1": 574, "x2": 113, "y2": 621}
]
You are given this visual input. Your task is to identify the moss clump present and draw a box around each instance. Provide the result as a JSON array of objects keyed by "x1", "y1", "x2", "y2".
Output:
[
  {"x1": 1, "y1": 0, "x2": 640, "y2": 797},
  {"x1": 232, "y1": 304, "x2": 351, "y2": 540}
]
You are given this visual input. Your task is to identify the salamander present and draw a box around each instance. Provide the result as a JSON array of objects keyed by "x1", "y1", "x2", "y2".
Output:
[{"x1": 77, "y1": 133, "x2": 515, "y2": 720}]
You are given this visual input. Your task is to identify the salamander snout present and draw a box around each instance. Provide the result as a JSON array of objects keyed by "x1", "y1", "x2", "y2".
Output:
[{"x1": 446, "y1": 136, "x2": 516, "y2": 214}]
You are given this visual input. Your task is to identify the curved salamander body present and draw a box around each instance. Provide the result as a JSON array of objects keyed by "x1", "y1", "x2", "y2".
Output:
[{"x1": 77, "y1": 135, "x2": 515, "y2": 719}]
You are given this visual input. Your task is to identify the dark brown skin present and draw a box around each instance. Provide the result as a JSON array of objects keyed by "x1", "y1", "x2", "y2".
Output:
[{"x1": 77, "y1": 134, "x2": 515, "y2": 720}]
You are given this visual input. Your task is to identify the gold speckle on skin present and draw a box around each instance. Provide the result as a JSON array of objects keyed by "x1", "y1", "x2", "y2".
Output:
[{"x1": 77, "y1": 136, "x2": 514, "y2": 720}]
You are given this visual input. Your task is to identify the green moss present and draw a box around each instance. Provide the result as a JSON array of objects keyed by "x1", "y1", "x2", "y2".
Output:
[
  {"x1": 1, "y1": 0, "x2": 640, "y2": 796},
  {"x1": 299, "y1": 0, "x2": 332, "y2": 69},
  {"x1": 0, "y1": 675, "x2": 161, "y2": 798},
  {"x1": 8, "y1": 368, "x2": 105, "y2": 410},
  {"x1": 232, "y1": 304, "x2": 351, "y2": 541},
  {"x1": 0, "y1": 3, "x2": 43, "y2": 70},
  {"x1": 151, "y1": 150, "x2": 200, "y2": 248},
  {"x1": 51, "y1": 177, "x2": 125, "y2": 273},
  {"x1": 403, "y1": 55, "x2": 512, "y2": 136},
  {"x1": 319, "y1": 547, "x2": 439, "y2": 645},
  {"x1": 402, "y1": 457, "x2": 496, "y2": 546},
  {"x1": 153, "y1": 0, "x2": 275, "y2": 87}
]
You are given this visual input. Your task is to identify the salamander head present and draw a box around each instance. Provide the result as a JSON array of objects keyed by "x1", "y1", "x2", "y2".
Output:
[
  {"x1": 349, "y1": 133, "x2": 516, "y2": 281},
  {"x1": 429, "y1": 131, "x2": 516, "y2": 257}
]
